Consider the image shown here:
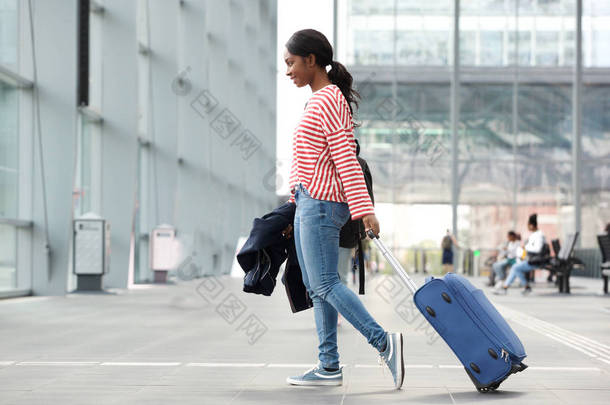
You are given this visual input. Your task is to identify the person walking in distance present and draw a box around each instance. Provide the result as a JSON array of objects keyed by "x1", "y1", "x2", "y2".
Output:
[
  {"x1": 281, "y1": 29, "x2": 404, "y2": 389},
  {"x1": 441, "y1": 229, "x2": 459, "y2": 273}
]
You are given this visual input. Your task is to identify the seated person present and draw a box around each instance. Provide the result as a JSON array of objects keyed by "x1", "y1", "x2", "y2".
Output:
[
  {"x1": 491, "y1": 231, "x2": 519, "y2": 287},
  {"x1": 494, "y1": 214, "x2": 546, "y2": 296}
]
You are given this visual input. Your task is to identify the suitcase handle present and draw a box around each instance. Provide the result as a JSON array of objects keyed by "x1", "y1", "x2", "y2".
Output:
[{"x1": 366, "y1": 230, "x2": 419, "y2": 294}]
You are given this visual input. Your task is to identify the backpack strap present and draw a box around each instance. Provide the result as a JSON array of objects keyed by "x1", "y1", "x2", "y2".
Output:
[{"x1": 357, "y1": 237, "x2": 365, "y2": 294}]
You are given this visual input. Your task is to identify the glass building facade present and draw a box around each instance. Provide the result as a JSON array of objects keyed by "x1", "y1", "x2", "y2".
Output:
[
  {"x1": 0, "y1": 0, "x2": 277, "y2": 295},
  {"x1": 338, "y1": 0, "x2": 610, "y2": 253}
]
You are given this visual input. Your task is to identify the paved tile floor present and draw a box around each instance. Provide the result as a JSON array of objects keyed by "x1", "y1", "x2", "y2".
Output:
[{"x1": 1, "y1": 272, "x2": 609, "y2": 404}]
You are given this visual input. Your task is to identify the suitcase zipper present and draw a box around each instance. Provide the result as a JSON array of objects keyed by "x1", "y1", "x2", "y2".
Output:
[
  {"x1": 444, "y1": 281, "x2": 515, "y2": 361},
  {"x1": 501, "y1": 348, "x2": 509, "y2": 363}
]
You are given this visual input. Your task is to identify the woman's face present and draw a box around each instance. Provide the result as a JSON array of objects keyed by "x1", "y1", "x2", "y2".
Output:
[{"x1": 284, "y1": 48, "x2": 314, "y2": 88}]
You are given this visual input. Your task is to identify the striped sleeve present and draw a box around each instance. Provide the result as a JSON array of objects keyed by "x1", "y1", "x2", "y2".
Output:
[{"x1": 317, "y1": 92, "x2": 375, "y2": 220}]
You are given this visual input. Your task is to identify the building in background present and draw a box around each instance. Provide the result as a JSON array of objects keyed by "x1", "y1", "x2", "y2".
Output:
[
  {"x1": 0, "y1": 0, "x2": 277, "y2": 296},
  {"x1": 336, "y1": 0, "x2": 610, "y2": 251}
]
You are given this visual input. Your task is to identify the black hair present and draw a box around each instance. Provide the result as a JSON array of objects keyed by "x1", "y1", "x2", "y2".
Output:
[
  {"x1": 528, "y1": 213, "x2": 538, "y2": 228},
  {"x1": 285, "y1": 29, "x2": 360, "y2": 115},
  {"x1": 508, "y1": 230, "x2": 517, "y2": 238},
  {"x1": 605, "y1": 222, "x2": 610, "y2": 234}
]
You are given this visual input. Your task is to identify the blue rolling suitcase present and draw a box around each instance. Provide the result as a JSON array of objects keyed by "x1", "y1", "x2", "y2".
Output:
[{"x1": 368, "y1": 231, "x2": 528, "y2": 392}]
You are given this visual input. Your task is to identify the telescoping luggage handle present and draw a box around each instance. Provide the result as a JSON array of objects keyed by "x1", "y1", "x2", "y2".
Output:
[{"x1": 367, "y1": 230, "x2": 418, "y2": 294}]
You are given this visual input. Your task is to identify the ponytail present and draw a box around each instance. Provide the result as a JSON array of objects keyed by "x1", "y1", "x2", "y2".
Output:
[{"x1": 327, "y1": 60, "x2": 360, "y2": 116}]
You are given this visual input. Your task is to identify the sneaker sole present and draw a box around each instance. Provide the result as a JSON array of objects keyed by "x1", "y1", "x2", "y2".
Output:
[
  {"x1": 286, "y1": 377, "x2": 342, "y2": 386},
  {"x1": 397, "y1": 333, "x2": 405, "y2": 389}
]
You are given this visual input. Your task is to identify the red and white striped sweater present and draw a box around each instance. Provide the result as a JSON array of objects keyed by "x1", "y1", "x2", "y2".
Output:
[{"x1": 287, "y1": 84, "x2": 375, "y2": 220}]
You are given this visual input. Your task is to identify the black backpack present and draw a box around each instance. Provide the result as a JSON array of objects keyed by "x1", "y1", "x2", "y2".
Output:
[
  {"x1": 339, "y1": 149, "x2": 374, "y2": 295},
  {"x1": 528, "y1": 242, "x2": 551, "y2": 266}
]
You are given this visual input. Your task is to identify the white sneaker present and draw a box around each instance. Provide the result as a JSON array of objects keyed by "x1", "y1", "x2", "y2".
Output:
[
  {"x1": 286, "y1": 364, "x2": 343, "y2": 386},
  {"x1": 492, "y1": 287, "x2": 507, "y2": 295},
  {"x1": 379, "y1": 332, "x2": 405, "y2": 389}
]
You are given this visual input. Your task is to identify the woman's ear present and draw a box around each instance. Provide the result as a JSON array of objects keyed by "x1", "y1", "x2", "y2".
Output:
[{"x1": 305, "y1": 53, "x2": 316, "y2": 68}]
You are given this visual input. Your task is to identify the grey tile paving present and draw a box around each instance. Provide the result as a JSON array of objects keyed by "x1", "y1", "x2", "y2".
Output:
[{"x1": 0, "y1": 274, "x2": 609, "y2": 404}]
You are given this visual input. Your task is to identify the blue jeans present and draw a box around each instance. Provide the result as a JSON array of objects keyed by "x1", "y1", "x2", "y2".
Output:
[
  {"x1": 504, "y1": 260, "x2": 535, "y2": 288},
  {"x1": 492, "y1": 258, "x2": 515, "y2": 280},
  {"x1": 293, "y1": 184, "x2": 387, "y2": 369}
]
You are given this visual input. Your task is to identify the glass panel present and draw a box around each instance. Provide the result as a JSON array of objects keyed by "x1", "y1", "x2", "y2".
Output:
[
  {"x1": 480, "y1": 31, "x2": 504, "y2": 66},
  {"x1": 508, "y1": 31, "x2": 532, "y2": 66},
  {"x1": 0, "y1": 223, "x2": 16, "y2": 290},
  {"x1": 460, "y1": 31, "x2": 476, "y2": 65},
  {"x1": 359, "y1": 83, "x2": 451, "y2": 203},
  {"x1": 0, "y1": 83, "x2": 19, "y2": 218},
  {"x1": 0, "y1": 0, "x2": 18, "y2": 69},
  {"x1": 535, "y1": 31, "x2": 559, "y2": 66},
  {"x1": 353, "y1": 30, "x2": 394, "y2": 66},
  {"x1": 584, "y1": 0, "x2": 610, "y2": 67},
  {"x1": 517, "y1": 84, "x2": 572, "y2": 160},
  {"x1": 581, "y1": 163, "x2": 610, "y2": 248},
  {"x1": 562, "y1": 30, "x2": 574, "y2": 66},
  {"x1": 538, "y1": 0, "x2": 568, "y2": 16},
  {"x1": 397, "y1": 1, "x2": 453, "y2": 15},
  {"x1": 397, "y1": 31, "x2": 450, "y2": 66},
  {"x1": 348, "y1": 0, "x2": 451, "y2": 66},
  {"x1": 457, "y1": 162, "x2": 516, "y2": 249},
  {"x1": 515, "y1": 161, "x2": 572, "y2": 245},
  {"x1": 582, "y1": 84, "x2": 610, "y2": 159},
  {"x1": 350, "y1": 0, "x2": 395, "y2": 15},
  {"x1": 460, "y1": 84, "x2": 514, "y2": 160}
]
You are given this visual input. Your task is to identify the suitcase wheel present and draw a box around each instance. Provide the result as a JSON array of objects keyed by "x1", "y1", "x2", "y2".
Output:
[
  {"x1": 477, "y1": 382, "x2": 500, "y2": 393},
  {"x1": 466, "y1": 366, "x2": 504, "y2": 393}
]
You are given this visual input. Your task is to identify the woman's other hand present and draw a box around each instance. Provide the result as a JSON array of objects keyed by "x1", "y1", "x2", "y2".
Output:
[
  {"x1": 362, "y1": 214, "x2": 380, "y2": 237},
  {"x1": 282, "y1": 224, "x2": 293, "y2": 239}
]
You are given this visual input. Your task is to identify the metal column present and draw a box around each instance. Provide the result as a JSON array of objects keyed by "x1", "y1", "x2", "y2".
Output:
[
  {"x1": 391, "y1": 0, "x2": 398, "y2": 251},
  {"x1": 451, "y1": 0, "x2": 460, "y2": 236},
  {"x1": 573, "y1": 0, "x2": 583, "y2": 246},
  {"x1": 511, "y1": 1, "x2": 520, "y2": 230}
]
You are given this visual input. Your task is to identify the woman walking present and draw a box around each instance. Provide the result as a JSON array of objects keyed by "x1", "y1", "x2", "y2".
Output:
[{"x1": 282, "y1": 29, "x2": 404, "y2": 389}]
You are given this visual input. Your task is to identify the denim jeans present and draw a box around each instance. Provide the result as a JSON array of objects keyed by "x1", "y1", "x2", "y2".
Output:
[
  {"x1": 504, "y1": 260, "x2": 535, "y2": 287},
  {"x1": 293, "y1": 183, "x2": 387, "y2": 369},
  {"x1": 492, "y1": 258, "x2": 509, "y2": 280}
]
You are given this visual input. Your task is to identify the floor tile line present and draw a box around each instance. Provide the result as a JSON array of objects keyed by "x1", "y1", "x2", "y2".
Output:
[{"x1": 100, "y1": 362, "x2": 182, "y2": 366}]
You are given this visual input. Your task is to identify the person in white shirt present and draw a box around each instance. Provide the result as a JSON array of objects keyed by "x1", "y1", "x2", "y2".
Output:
[
  {"x1": 492, "y1": 231, "x2": 519, "y2": 286},
  {"x1": 494, "y1": 214, "x2": 546, "y2": 295}
]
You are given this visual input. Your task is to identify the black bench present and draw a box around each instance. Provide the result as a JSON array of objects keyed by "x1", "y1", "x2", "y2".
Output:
[
  {"x1": 597, "y1": 234, "x2": 610, "y2": 294},
  {"x1": 540, "y1": 239, "x2": 561, "y2": 281},
  {"x1": 546, "y1": 232, "x2": 581, "y2": 294}
]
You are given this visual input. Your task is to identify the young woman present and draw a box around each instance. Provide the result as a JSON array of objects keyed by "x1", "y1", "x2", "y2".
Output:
[
  {"x1": 494, "y1": 214, "x2": 546, "y2": 296},
  {"x1": 491, "y1": 230, "x2": 519, "y2": 286},
  {"x1": 282, "y1": 29, "x2": 404, "y2": 389}
]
